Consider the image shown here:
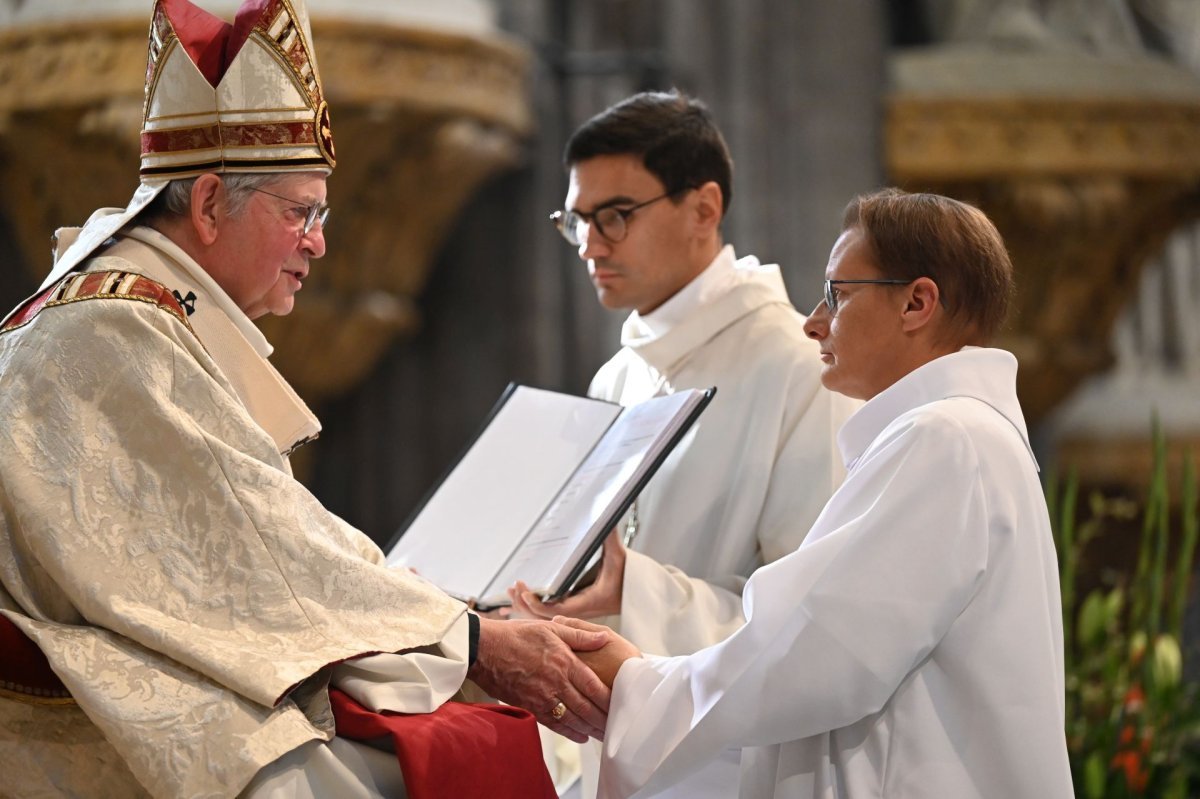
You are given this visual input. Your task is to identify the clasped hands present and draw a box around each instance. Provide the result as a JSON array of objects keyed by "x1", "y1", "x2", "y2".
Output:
[
  {"x1": 467, "y1": 534, "x2": 640, "y2": 742},
  {"x1": 510, "y1": 532, "x2": 641, "y2": 687}
]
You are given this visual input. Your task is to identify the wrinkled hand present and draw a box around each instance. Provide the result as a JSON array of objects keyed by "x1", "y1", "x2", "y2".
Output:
[
  {"x1": 554, "y1": 616, "x2": 641, "y2": 689},
  {"x1": 507, "y1": 531, "x2": 627, "y2": 620},
  {"x1": 468, "y1": 616, "x2": 611, "y2": 742}
]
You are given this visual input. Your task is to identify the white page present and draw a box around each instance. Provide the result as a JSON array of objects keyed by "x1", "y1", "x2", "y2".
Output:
[
  {"x1": 386, "y1": 386, "x2": 620, "y2": 600},
  {"x1": 484, "y1": 390, "x2": 699, "y2": 598}
]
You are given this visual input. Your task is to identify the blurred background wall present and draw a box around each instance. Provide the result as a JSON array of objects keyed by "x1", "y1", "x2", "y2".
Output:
[{"x1": 2, "y1": 0, "x2": 1199, "y2": 552}]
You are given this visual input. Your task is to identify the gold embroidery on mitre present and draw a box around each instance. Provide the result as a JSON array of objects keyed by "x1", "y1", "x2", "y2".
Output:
[
  {"x1": 316, "y1": 101, "x2": 336, "y2": 166},
  {"x1": 139, "y1": 0, "x2": 335, "y2": 179}
]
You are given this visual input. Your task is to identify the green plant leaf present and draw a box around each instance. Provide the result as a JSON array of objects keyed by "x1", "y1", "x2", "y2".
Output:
[
  {"x1": 1079, "y1": 591, "x2": 1108, "y2": 649},
  {"x1": 1170, "y1": 451, "x2": 1198, "y2": 639},
  {"x1": 1084, "y1": 751, "x2": 1107, "y2": 799}
]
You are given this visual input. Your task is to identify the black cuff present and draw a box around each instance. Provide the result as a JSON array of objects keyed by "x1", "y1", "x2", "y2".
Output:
[{"x1": 467, "y1": 612, "x2": 480, "y2": 668}]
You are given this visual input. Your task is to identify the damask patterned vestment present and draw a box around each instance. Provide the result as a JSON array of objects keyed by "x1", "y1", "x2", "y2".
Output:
[{"x1": 0, "y1": 222, "x2": 466, "y2": 798}]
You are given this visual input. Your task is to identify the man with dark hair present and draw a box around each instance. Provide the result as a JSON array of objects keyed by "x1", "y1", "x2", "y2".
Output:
[
  {"x1": 512, "y1": 90, "x2": 856, "y2": 797},
  {"x1": 563, "y1": 188, "x2": 1073, "y2": 799}
]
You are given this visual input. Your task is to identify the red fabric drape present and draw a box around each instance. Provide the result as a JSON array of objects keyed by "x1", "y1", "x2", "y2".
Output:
[{"x1": 329, "y1": 688, "x2": 557, "y2": 799}]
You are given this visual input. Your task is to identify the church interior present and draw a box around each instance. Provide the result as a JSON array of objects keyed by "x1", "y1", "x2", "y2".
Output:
[{"x1": 2, "y1": 0, "x2": 1200, "y2": 793}]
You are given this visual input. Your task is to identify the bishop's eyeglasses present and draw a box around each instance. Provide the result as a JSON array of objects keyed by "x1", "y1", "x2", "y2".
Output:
[
  {"x1": 822, "y1": 279, "x2": 913, "y2": 315},
  {"x1": 549, "y1": 188, "x2": 690, "y2": 247},
  {"x1": 251, "y1": 187, "x2": 330, "y2": 235}
]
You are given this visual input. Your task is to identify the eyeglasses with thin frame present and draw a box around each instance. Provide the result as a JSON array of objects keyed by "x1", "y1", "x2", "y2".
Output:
[
  {"x1": 822, "y1": 279, "x2": 913, "y2": 315},
  {"x1": 251, "y1": 187, "x2": 330, "y2": 235},
  {"x1": 549, "y1": 187, "x2": 691, "y2": 247}
]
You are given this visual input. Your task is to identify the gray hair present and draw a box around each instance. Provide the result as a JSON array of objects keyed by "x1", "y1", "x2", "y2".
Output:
[{"x1": 154, "y1": 172, "x2": 279, "y2": 218}]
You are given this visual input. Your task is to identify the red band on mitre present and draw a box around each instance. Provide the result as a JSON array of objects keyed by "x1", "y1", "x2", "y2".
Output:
[{"x1": 141, "y1": 121, "x2": 317, "y2": 154}]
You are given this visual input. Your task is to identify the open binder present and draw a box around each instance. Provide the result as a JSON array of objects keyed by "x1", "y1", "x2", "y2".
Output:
[{"x1": 384, "y1": 383, "x2": 715, "y2": 609}]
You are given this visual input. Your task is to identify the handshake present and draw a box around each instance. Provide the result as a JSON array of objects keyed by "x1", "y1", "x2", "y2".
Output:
[
  {"x1": 466, "y1": 614, "x2": 641, "y2": 742},
  {"x1": 461, "y1": 525, "x2": 642, "y2": 741}
]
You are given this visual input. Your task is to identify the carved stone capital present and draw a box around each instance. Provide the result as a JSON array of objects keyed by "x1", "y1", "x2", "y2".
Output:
[
  {"x1": 889, "y1": 95, "x2": 1200, "y2": 181},
  {"x1": 886, "y1": 51, "x2": 1200, "y2": 423},
  {"x1": 0, "y1": 19, "x2": 147, "y2": 113}
]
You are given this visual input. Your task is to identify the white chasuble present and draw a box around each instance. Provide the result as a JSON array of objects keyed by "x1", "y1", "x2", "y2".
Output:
[{"x1": 592, "y1": 246, "x2": 855, "y2": 658}]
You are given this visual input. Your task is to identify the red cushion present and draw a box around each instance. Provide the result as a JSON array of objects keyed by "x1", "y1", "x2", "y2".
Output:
[
  {"x1": 0, "y1": 614, "x2": 71, "y2": 699},
  {"x1": 330, "y1": 688, "x2": 557, "y2": 799}
]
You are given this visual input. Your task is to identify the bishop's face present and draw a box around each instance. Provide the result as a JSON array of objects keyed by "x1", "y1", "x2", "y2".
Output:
[
  {"x1": 208, "y1": 173, "x2": 328, "y2": 319},
  {"x1": 803, "y1": 226, "x2": 909, "y2": 401}
]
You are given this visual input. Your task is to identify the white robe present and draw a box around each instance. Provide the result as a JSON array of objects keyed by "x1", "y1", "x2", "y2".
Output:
[
  {"x1": 578, "y1": 246, "x2": 856, "y2": 797},
  {"x1": 598, "y1": 348, "x2": 1074, "y2": 799},
  {"x1": 594, "y1": 245, "x2": 854, "y2": 655},
  {"x1": 0, "y1": 221, "x2": 469, "y2": 798}
]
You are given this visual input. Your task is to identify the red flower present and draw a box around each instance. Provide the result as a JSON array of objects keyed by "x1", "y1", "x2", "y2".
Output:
[{"x1": 1111, "y1": 723, "x2": 1150, "y2": 793}]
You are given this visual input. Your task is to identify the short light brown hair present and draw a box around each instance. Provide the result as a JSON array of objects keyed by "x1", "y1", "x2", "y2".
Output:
[{"x1": 843, "y1": 188, "x2": 1014, "y2": 344}]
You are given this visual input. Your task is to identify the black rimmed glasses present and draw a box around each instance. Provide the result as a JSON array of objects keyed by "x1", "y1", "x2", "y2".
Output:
[
  {"x1": 549, "y1": 187, "x2": 690, "y2": 247},
  {"x1": 251, "y1": 187, "x2": 330, "y2": 235},
  {"x1": 822, "y1": 279, "x2": 913, "y2": 315}
]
